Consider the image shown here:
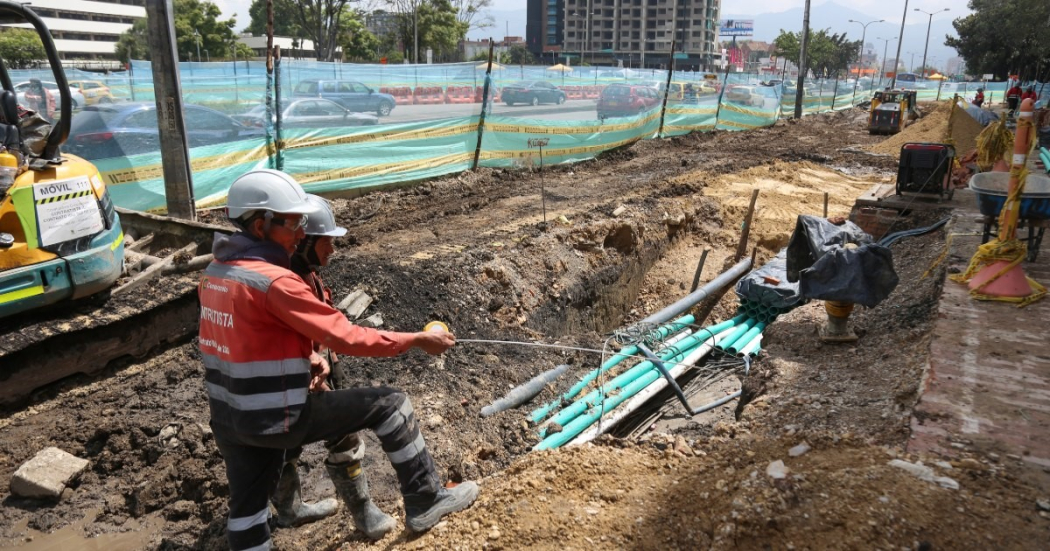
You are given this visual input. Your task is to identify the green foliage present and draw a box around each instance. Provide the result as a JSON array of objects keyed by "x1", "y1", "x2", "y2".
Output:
[
  {"x1": 391, "y1": 0, "x2": 469, "y2": 62},
  {"x1": 946, "y1": 0, "x2": 1050, "y2": 79},
  {"x1": 0, "y1": 28, "x2": 46, "y2": 69},
  {"x1": 115, "y1": 0, "x2": 237, "y2": 62},
  {"x1": 245, "y1": 0, "x2": 302, "y2": 37},
  {"x1": 338, "y1": 9, "x2": 381, "y2": 61},
  {"x1": 772, "y1": 28, "x2": 859, "y2": 77},
  {"x1": 173, "y1": 0, "x2": 238, "y2": 61},
  {"x1": 506, "y1": 44, "x2": 534, "y2": 65},
  {"x1": 115, "y1": 19, "x2": 149, "y2": 63}
]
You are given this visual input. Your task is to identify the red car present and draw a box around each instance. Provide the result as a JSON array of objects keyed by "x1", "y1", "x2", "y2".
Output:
[{"x1": 597, "y1": 84, "x2": 661, "y2": 119}]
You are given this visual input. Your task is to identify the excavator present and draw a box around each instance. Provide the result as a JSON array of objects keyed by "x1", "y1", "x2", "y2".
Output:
[{"x1": 0, "y1": 1, "x2": 124, "y2": 319}]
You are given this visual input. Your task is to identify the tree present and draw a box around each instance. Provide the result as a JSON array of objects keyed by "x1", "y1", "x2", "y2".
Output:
[
  {"x1": 114, "y1": 0, "x2": 236, "y2": 62},
  {"x1": 388, "y1": 0, "x2": 468, "y2": 62},
  {"x1": 506, "y1": 44, "x2": 533, "y2": 65},
  {"x1": 946, "y1": 0, "x2": 1050, "y2": 79},
  {"x1": 338, "y1": 9, "x2": 381, "y2": 61},
  {"x1": 0, "y1": 29, "x2": 46, "y2": 69},
  {"x1": 290, "y1": 0, "x2": 351, "y2": 61},
  {"x1": 452, "y1": 0, "x2": 493, "y2": 35},
  {"x1": 173, "y1": 0, "x2": 238, "y2": 61},
  {"x1": 115, "y1": 19, "x2": 149, "y2": 63},
  {"x1": 772, "y1": 29, "x2": 858, "y2": 77},
  {"x1": 245, "y1": 0, "x2": 302, "y2": 37}
]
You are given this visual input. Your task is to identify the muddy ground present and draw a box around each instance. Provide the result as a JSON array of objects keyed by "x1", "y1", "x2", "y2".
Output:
[{"x1": 1, "y1": 106, "x2": 1048, "y2": 550}]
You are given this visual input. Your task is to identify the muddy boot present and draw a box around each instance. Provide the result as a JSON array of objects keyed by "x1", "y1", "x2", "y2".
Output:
[
  {"x1": 272, "y1": 460, "x2": 339, "y2": 528},
  {"x1": 325, "y1": 460, "x2": 396, "y2": 540},
  {"x1": 403, "y1": 481, "x2": 480, "y2": 533}
]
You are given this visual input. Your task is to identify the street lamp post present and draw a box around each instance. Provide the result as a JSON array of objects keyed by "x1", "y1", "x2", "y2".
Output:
[
  {"x1": 848, "y1": 18, "x2": 883, "y2": 104},
  {"x1": 915, "y1": 8, "x2": 949, "y2": 79},
  {"x1": 193, "y1": 28, "x2": 201, "y2": 63},
  {"x1": 907, "y1": 51, "x2": 918, "y2": 72},
  {"x1": 878, "y1": 36, "x2": 897, "y2": 88}
]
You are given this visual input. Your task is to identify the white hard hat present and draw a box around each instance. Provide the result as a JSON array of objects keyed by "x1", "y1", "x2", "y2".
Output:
[
  {"x1": 303, "y1": 194, "x2": 347, "y2": 237},
  {"x1": 226, "y1": 169, "x2": 313, "y2": 219}
]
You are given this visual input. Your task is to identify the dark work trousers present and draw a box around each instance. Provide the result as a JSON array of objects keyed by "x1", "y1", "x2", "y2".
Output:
[{"x1": 213, "y1": 387, "x2": 440, "y2": 551}]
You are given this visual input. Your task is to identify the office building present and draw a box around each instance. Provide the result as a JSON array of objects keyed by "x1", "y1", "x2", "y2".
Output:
[
  {"x1": 527, "y1": 0, "x2": 720, "y2": 70},
  {"x1": 1, "y1": 0, "x2": 145, "y2": 62}
]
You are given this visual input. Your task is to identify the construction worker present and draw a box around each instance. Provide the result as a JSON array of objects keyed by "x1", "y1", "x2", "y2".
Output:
[
  {"x1": 268, "y1": 193, "x2": 381, "y2": 533},
  {"x1": 1021, "y1": 86, "x2": 1038, "y2": 104},
  {"x1": 199, "y1": 169, "x2": 478, "y2": 551},
  {"x1": 1006, "y1": 81, "x2": 1022, "y2": 116},
  {"x1": 973, "y1": 87, "x2": 984, "y2": 108}
]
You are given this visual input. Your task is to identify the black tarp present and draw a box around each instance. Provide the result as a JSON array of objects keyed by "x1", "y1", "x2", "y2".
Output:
[
  {"x1": 734, "y1": 249, "x2": 806, "y2": 310},
  {"x1": 785, "y1": 215, "x2": 899, "y2": 307}
]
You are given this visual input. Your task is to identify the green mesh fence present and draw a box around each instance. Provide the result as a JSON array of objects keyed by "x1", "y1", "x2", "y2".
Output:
[{"x1": 14, "y1": 60, "x2": 1035, "y2": 213}]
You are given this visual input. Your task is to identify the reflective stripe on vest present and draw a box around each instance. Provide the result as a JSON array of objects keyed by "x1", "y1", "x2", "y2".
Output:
[{"x1": 200, "y1": 259, "x2": 313, "y2": 435}]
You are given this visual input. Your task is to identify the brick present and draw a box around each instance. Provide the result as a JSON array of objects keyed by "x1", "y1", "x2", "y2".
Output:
[{"x1": 10, "y1": 447, "x2": 89, "y2": 499}]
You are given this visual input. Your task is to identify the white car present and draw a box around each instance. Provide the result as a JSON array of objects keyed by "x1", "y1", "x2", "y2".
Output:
[{"x1": 14, "y1": 80, "x2": 86, "y2": 110}]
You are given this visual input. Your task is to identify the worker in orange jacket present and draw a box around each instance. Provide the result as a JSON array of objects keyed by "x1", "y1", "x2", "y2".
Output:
[
  {"x1": 1006, "y1": 81, "x2": 1023, "y2": 115},
  {"x1": 1021, "y1": 86, "x2": 1038, "y2": 103},
  {"x1": 199, "y1": 170, "x2": 478, "y2": 551}
]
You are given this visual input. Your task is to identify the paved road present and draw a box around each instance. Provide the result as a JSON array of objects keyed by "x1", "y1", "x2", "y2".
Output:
[{"x1": 383, "y1": 96, "x2": 722, "y2": 124}]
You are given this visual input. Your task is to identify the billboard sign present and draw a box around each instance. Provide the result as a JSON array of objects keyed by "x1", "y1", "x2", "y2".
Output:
[{"x1": 720, "y1": 19, "x2": 754, "y2": 37}]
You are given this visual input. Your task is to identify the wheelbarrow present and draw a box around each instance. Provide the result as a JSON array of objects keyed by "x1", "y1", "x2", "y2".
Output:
[{"x1": 969, "y1": 172, "x2": 1050, "y2": 262}]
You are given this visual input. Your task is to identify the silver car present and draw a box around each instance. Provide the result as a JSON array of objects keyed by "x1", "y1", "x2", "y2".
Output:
[
  {"x1": 234, "y1": 98, "x2": 379, "y2": 128},
  {"x1": 14, "y1": 80, "x2": 86, "y2": 110}
]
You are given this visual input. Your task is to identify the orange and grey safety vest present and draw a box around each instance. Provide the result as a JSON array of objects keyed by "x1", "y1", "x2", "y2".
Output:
[{"x1": 198, "y1": 258, "x2": 412, "y2": 435}]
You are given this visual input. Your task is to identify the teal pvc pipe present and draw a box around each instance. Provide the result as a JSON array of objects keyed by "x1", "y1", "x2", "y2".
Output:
[
  {"x1": 529, "y1": 314, "x2": 694, "y2": 423},
  {"x1": 536, "y1": 315, "x2": 744, "y2": 436},
  {"x1": 536, "y1": 313, "x2": 746, "y2": 433},
  {"x1": 727, "y1": 323, "x2": 766, "y2": 354},
  {"x1": 535, "y1": 338, "x2": 704, "y2": 450},
  {"x1": 714, "y1": 318, "x2": 756, "y2": 351},
  {"x1": 538, "y1": 335, "x2": 705, "y2": 436}
]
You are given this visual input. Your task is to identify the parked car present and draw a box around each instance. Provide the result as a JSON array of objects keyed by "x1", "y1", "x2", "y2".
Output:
[
  {"x1": 65, "y1": 102, "x2": 263, "y2": 160},
  {"x1": 68, "y1": 80, "x2": 116, "y2": 105},
  {"x1": 293, "y1": 79, "x2": 396, "y2": 116},
  {"x1": 502, "y1": 81, "x2": 566, "y2": 106},
  {"x1": 596, "y1": 83, "x2": 660, "y2": 118},
  {"x1": 14, "y1": 80, "x2": 85, "y2": 110},
  {"x1": 725, "y1": 85, "x2": 781, "y2": 109},
  {"x1": 234, "y1": 98, "x2": 379, "y2": 128}
]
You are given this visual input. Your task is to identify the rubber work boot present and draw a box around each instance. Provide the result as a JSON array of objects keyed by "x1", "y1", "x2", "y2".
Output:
[
  {"x1": 272, "y1": 460, "x2": 339, "y2": 528},
  {"x1": 325, "y1": 460, "x2": 396, "y2": 540},
  {"x1": 403, "y1": 481, "x2": 480, "y2": 533}
]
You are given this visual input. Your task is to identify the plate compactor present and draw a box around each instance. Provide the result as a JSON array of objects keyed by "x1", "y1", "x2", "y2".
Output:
[{"x1": 869, "y1": 90, "x2": 919, "y2": 135}]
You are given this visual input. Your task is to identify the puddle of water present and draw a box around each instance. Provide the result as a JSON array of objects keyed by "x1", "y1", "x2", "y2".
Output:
[{"x1": 0, "y1": 509, "x2": 161, "y2": 551}]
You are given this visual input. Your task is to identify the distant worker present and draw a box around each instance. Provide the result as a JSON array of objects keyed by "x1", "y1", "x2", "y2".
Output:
[
  {"x1": 24, "y1": 78, "x2": 54, "y2": 121},
  {"x1": 198, "y1": 169, "x2": 478, "y2": 551},
  {"x1": 1006, "y1": 81, "x2": 1023, "y2": 115},
  {"x1": 972, "y1": 87, "x2": 984, "y2": 108},
  {"x1": 1021, "y1": 86, "x2": 1038, "y2": 103}
]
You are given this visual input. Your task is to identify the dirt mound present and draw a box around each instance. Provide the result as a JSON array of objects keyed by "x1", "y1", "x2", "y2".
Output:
[
  {"x1": 410, "y1": 436, "x2": 1048, "y2": 550},
  {"x1": 949, "y1": 102, "x2": 985, "y2": 156},
  {"x1": 670, "y1": 160, "x2": 885, "y2": 253},
  {"x1": 867, "y1": 101, "x2": 954, "y2": 155}
]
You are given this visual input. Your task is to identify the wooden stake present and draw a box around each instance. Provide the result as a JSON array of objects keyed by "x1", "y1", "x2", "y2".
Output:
[{"x1": 735, "y1": 189, "x2": 760, "y2": 261}]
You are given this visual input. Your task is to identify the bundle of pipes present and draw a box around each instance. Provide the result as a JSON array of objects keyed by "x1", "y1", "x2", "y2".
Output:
[
  {"x1": 530, "y1": 313, "x2": 767, "y2": 451},
  {"x1": 528, "y1": 258, "x2": 757, "y2": 452},
  {"x1": 1040, "y1": 147, "x2": 1050, "y2": 173}
]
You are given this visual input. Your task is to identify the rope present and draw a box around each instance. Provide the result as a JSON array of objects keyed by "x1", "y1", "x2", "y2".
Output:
[{"x1": 949, "y1": 113, "x2": 1047, "y2": 307}]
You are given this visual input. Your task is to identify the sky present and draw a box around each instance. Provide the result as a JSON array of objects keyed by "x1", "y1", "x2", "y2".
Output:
[{"x1": 214, "y1": 0, "x2": 968, "y2": 37}]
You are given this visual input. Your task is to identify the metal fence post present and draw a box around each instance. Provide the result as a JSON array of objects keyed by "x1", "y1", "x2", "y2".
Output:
[
  {"x1": 831, "y1": 75, "x2": 838, "y2": 110},
  {"x1": 274, "y1": 47, "x2": 283, "y2": 171},
  {"x1": 658, "y1": 39, "x2": 676, "y2": 138},
  {"x1": 144, "y1": 0, "x2": 195, "y2": 220},
  {"x1": 471, "y1": 41, "x2": 495, "y2": 171}
]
